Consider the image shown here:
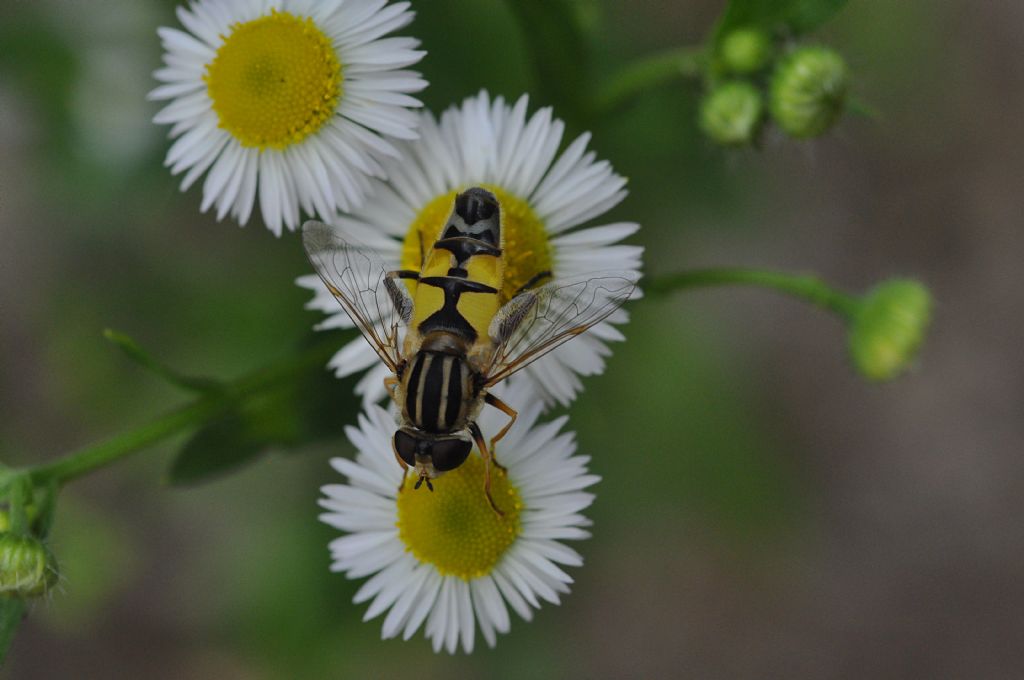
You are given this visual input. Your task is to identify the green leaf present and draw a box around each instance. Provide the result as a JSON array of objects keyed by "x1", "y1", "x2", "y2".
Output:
[
  {"x1": 783, "y1": 0, "x2": 850, "y2": 34},
  {"x1": 714, "y1": 0, "x2": 850, "y2": 42},
  {"x1": 505, "y1": 0, "x2": 590, "y2": 123},
  {"x1": 167, "y1": 409, "x2": 267, "y2": 485},
  {"x1": 166, "y1": 344, "x2": 362, "y2": 486},
  {"x1": 104, "y1": 329, "x2": 224, "y2": 394},
  {"x1": 168, "y1": 386, "x2": 301, "y2": 485}
]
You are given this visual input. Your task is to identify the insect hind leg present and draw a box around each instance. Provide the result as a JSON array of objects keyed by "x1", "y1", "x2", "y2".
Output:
[
  {"x1": 484, "y1": 392, "x2": 518, "y2": 473},
  {"x1": 470, "y1": 422, "x2": 505, "y2": 516}
]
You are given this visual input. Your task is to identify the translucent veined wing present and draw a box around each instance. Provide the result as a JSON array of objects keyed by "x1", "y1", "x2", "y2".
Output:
[
  {"x1": 483, "y1": 271, "x2": 639, "y2": 387},
  {"x1": 302, "y1": 221, "x2": 413, "y2": 373}
]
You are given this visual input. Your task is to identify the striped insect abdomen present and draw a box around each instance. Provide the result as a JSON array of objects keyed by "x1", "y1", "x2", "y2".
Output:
[{"x1": 402, "y1": 351, "x2": 475, "y2": 433}]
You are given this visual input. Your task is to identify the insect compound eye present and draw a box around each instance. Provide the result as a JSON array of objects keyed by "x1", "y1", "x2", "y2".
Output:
[
  {"x1": 455, "y1": 187, "x2": 497, "y2": 224},
  {"x1": 393, "y1": 430, "x2": 420, "y2": 467},
  {"x1": 429, "y1": 438, "x2": 472, "y2": 472}
]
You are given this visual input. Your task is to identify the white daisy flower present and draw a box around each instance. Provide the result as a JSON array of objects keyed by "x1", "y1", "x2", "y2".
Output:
[
  {"x1": 298, "y1": 91, "x2": 643, "y2": 407},
  {"x1": 150, "y1": 0, "x2": 427, "y2": 235},
  {"x1": 319, "y1": 379, "x2": 598, "y2": 654}
]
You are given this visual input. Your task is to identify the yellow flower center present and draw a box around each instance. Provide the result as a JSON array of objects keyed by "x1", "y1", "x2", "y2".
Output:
[
  {"x1": 396, "y1": 454, "x2": 522, "y2": 579},
  {"x1": 400, "y1": 186, "x2": 554, "y2": 302},
  {"x1": 205, "y1": 10, "x2": 342, "y2": 150}
]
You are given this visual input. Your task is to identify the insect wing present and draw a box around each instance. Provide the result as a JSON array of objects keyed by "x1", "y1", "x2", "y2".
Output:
[
  {"x1": 484, "y1": 271, "x2": 639, "y2": 387},
  {"x1": 302, "y1": 220, "x2": 413, "y2": 373}
]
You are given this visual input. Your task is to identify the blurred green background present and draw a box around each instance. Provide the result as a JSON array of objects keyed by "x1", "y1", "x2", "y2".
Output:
[{"x1": 2, "y1": 0, "x2": 1022, "y2": 677}]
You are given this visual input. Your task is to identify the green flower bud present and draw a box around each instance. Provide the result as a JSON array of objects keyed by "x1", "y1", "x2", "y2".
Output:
[
  {"x1": 720, "y1": 27, "x2": 774, "y2": 74},
  {"x1": 849, "y1": 279, "x2": 932, "y2": 381},
  {"x1": 699, "y1": 80, "x2": 764, "y2": 146},
  {"x1": 0, "y1": 532, "x2": 59, "y2": 598},
  {"x1": 770, "y1": 46, "x2": 848, "y2": 138},
  {"x1": 0, "y1": 503, "x2": 39, "y2": 534}
]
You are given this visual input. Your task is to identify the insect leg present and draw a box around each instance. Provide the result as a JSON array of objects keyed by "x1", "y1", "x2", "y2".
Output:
[
  {"x1": 391, "y1": 436, "x2": 409, "y2": 493},
  {"x1": 470, "y1": 422, "x2": 505, "y2": 517},
  {"x1": 384, "y1": 375, "x2": 400, "y2": 403},
  {"x1": 483, "y1": 393, "x2": 518, "y2": 472},
  {"x1": 511, "y1": 270, "x2": 553, "y2": 298}
]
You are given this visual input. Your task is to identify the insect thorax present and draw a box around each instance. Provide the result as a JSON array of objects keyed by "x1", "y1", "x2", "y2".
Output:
[{"x1": 410, "y1": 187, "x2": 505, "y2": 349}]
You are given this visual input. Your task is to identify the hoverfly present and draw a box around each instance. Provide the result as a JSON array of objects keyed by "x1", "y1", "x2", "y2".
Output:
[{"x1": 303, "y1": 187, "x2": 637, "y2": 514}]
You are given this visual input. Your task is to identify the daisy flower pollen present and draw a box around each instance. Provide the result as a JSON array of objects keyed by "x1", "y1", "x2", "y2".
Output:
[
  {"x1": 397, "y1": 455, "x2": 523, "y2": 580},
  {"x1": 205, "y1": 9, "x2": 342, "y2": 150}
]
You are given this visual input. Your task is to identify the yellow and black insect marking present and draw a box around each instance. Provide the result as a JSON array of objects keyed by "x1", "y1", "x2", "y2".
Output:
[
  {"x1": 399, "y1": 187, "x2": 508, "y2": 436},
  {"x1": 302, "y1": 187, "x2": 640, "y2": 516},
  {"x1": 403, "y1": 351, "x2": 474, "y2": 433},
  {"x1": 411, "y1": 188, "x2": 506, "y2": 344}
]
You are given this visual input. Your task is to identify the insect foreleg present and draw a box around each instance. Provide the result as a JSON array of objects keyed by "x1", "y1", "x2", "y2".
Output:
[
  {"x1": 384, "y1": 375, "x2": 400, "y2": 403},
  {"x1": 470, "y1": 422, "x2": 505, "y2": 517},
  {"x1": 392, "y1": 436, "x2": 409, "y2": 493}
]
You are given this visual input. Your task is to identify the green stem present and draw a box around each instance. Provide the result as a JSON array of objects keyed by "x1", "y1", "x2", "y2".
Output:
[
  {"x1": 0, "y1": 599, "x2": 26, "y2": 666},
  {"x1": 24, "y1": 336, "x2": 342, "y2": 488},
  {"x1": 592, "y1": 45, "x2": 706, "y2": 116},
  {"x1": 645, "y1": 268, "x2": 860, "y2": 320},
  {"x1": 6, "y1": 480, "x2": 29, "y2": 536},
  {"x1": 27, "y1": 398, "x2": 228, "y2": 487},
  {"x1": 19, "y1": 268, "x2": 854, "y2": 487}
]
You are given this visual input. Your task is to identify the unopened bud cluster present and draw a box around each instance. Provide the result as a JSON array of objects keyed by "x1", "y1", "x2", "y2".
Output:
[
  {"x1": 700, "y1": 27, "x2": 849, "y2": 146},
  {"x1": 700, "y1": 81, "x2": 764, "y2": 146},
  {"x1": 849, "y1": 279, "x2": 931, "y2": 381},
  {"x1": 0, "y1": 532, "x2": 59, "y2": 598},
  {"x1": 770, "y1": 46, "x2": 849, "y2": 138}
]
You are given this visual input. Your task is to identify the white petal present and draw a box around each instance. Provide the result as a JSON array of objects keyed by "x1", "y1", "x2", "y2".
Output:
[
  {"x1": 426, "y1": 577, "x2": 452, "y2": 653},
  {"x1": 328, "y1": 339, "x2": 382, "y2": 377},
  {"x1": 403, "y1": 569, "x2": 442, "y2": 640},
  {"x1": 550, "y1": 222, "x2": 640, "y2": 248},
  {"x1": 455, "y1": 579, "x2": 475, "y2": 654},
  {"x1": 330, "y1": 457, "x2": 396, "y2": 497},
  {"x1": 381, "y1": 563, "x2": 431, "y2": 638}
]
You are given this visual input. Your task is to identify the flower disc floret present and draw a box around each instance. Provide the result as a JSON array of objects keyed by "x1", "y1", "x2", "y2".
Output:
[
  {"x1": 397, "y1": 455, "x2": 522, "y2": 579},
  {"x1": 205, "y1": 10, "x2": 341, "y2": 149}
]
